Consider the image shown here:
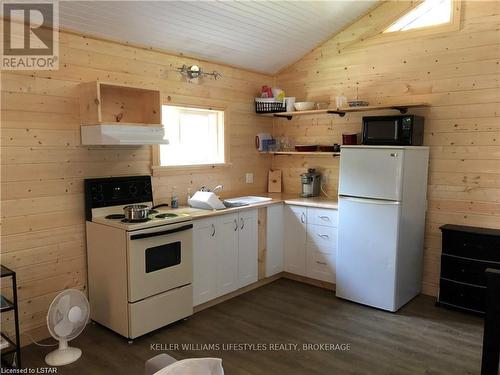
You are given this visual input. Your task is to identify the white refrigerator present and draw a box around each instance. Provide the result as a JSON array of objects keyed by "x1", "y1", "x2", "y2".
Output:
[{"x1": 336, "y1": 146, "x2": 429, "y2": 312}]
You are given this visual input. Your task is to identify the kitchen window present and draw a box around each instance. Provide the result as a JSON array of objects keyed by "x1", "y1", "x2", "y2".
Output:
[{"x1": 157, "y1": 105, "x2": 226, "y2": 168}]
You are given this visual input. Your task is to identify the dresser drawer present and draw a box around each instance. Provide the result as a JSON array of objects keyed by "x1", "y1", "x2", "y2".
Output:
[
  {"x1": 442, "y1": 230, "x2": 500, "y2": 262},
  {"x1": 306, "y1": 224, "x2": 336, "y2": 251},
  {"x1": 438, "y1": 278, "x2": 485, "y2": 314},
  {"x1": 307, "y1": 208, "x2": 337, "y2": 227},
  {"x1": 441, "y1": 254, "x2": 500, "y2": 287}
]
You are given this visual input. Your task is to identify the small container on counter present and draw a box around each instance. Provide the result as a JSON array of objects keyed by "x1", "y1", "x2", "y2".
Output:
[{"x1": 171, "y1": 187, "x2": 179, "y2": 209}]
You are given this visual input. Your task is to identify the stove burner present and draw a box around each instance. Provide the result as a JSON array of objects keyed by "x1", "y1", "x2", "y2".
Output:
[
  {"x1": 155, "y1": 213, "x2": 178, "y2": 219},
  {"x1": 121, "y1": 218, "x2": 151, "y2": 223},
  {"x1": 106, "y1": 214, "x2": 126, "y2": 220}
]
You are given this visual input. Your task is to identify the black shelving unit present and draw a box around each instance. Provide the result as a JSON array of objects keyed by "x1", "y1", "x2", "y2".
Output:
[
  {"x1": 437, "y1": 225, "x2": 500, "y2": 315},
  {"x1": 1, "y1": 265, "x2": 21, "y2": 369}
]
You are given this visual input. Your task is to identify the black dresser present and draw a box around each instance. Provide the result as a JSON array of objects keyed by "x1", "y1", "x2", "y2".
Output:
[{"x1": 438, "y1": 224, "x2": 500, "y2": 315}]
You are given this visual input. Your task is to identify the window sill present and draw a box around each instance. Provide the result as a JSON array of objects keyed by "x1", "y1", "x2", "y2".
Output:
[{"x1": 152, "y1": 163, "x2": 232, "y2": 176}]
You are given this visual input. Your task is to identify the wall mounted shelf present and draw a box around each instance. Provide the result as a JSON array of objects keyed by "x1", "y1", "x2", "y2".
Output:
[
  {"x1": 79, "y1": 81, "x2": 161, "y2": 126},
  {"x1": 270, "y1": 103, "x2": 430, "y2": 120},
  {"x1": 260, "y1": 151, "x2": 340, "y2": 157}
]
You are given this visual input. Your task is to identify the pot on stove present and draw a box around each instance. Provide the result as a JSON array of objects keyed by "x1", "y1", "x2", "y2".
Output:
[{"x1": 123, "y1": 203, "x2": 169, "y2": 221}]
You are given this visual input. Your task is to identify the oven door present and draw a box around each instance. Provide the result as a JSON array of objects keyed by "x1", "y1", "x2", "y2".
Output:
[{"x1": 127, "y1": 221, "x2": 193, "y2": 303}]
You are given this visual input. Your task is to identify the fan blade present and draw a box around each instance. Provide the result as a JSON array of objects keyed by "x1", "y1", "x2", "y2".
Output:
[
  {"x1": 57, "y1": 294, "x2": 71, "y2": 314},
  {"x1": 54, "y1": 319, "x2": 74, "y2": 337}
]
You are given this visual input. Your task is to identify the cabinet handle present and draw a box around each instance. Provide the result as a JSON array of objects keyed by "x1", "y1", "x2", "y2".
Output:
[
  {"x1": 300, "y1": 212, "x2": 306, "y2": 224},
  {"x1": 211, "y1": 223, "x2": 216, "y2": 237},
  {"x1": 316, "y1": 261, "x2": 327, "y2": 265},
  {"x1": 240, "y1": 218, "x2": 244, "y2": 230},
  {"x1": 319, "y1": 216, "x2": 330, "y2": 221},
  {"x1": 234, "y1": 219, "x2": 238, "y2": 231},
  {"x1": 317, "y1": 234, "x2": 329, "y2": 239}
]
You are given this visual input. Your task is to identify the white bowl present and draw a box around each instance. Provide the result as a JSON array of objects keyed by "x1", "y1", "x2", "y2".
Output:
[{"x1": 294, "y1": 101, "x2": 315, "y2": 111}]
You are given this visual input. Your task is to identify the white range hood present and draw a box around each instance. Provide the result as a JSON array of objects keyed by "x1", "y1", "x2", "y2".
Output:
[{"x1": 81, "y1": 124, "x2": 169, "y2": 145}]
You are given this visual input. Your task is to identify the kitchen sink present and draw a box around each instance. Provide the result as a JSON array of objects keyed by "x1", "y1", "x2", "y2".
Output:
[
  {"x1": 223, "y1": 196, "x2": 272, "y2": 205},
  {"x1": 223, "y1": 200, "x2": 249, "y2": 208}
]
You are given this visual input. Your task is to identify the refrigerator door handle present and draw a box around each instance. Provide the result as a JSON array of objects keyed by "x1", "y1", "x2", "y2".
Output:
[{"x1": 339, "y1": 196, "x2": 401, "y2": 205}]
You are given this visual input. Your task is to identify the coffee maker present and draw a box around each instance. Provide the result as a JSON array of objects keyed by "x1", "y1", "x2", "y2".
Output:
[{"x1": 300, "y1": 169, "x2": 321, "y2": 197}]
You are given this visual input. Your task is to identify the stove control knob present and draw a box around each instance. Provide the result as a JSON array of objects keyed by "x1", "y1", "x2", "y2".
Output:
[
  {"x1": 129, "y1": 185, "x2": 138, "y2": 195},
  {"x1": 93, "y1": 193, "x2": 104, "y2": 202}
]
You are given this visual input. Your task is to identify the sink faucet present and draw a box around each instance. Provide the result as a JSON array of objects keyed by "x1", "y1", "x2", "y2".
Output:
[{"x1": 210, "y1": 185, "x2": 224, "y2": 194}]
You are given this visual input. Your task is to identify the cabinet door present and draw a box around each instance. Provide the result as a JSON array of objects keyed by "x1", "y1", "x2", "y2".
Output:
[
  {"x1": 266, "y1": 204, "x2": 284, "y2": 277},
  {"x1": 216, "y1": 213, "x2": 240, "y2": 296},
  {"x1": 238, "y1": 209, "x2": 258, "y2": 288},
  {"x1": 284, "y1": 205, "x2": 307, "y2": 276},
  {"x1": 193, "y1": 218, "x2": 218, "y2": 306}
]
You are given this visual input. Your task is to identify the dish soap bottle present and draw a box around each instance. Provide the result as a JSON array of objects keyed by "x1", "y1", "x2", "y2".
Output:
[{"x1": 171, "y1": 187, "x2": 179, "y2": 209}]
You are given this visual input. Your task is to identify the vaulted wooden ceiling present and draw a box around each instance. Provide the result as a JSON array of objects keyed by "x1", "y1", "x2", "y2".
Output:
[{"x1": 59, "y1": 1, "x2": 378, "y2": 73}]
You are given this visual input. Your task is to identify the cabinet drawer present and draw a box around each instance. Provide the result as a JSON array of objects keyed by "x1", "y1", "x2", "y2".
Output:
[
  {"x1": 307, "y1": 208, "x2": 337, "y2": 227},
  {"x1": 307, "y1": 225, "x2": 336, "y2": 251},
  {"x1": 306, "y1": 250, "x2": 335, "y2": 283},
  {"x1": 441, "y1": 254, "x2": 500, "y2": 287},
  {"x1": 442, "y1": 230, "x2": 500, "y2": 262},
  {"x1": 438, "y1": 279, "x2": 485, "y2": 314}
]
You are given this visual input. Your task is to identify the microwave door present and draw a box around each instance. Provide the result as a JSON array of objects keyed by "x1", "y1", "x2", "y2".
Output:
[{"x1": 364, "y1": 120, "x2": 398, "y2": 144}]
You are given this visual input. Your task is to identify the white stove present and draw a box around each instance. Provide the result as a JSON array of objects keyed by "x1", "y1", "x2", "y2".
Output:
[{"x1": 84, "y1": 176, "x2": 193, "y2": 340}]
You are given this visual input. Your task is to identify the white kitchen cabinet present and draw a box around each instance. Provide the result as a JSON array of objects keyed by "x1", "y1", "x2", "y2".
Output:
[
  {"x1": 193, "y1": 209, "x2": 258, "y2": 306},
  {"x1": 237, "y1": 209, "x2": 258, "y2": 288},
  {"x1": 265, "y1": 204, "x2": 284, "y2": 277},
  {"x1": 306, "y1": 207, "x2": 337, "y2": 283},
  {"x1": 283, "y1": 205, "x2": 337, "y2": 283},
  {"x1": 306, "y1": 224, "x2": 336, "y2": 283},
  {"x1": 216, "y1": 213, "x2": 240, "y2": 296},
  {"x1": 193, "y1": 218, "x2": 218, "y2": 306},
  {"x1": 284, "y1": 205, "x2": 307, "y2": 276}
]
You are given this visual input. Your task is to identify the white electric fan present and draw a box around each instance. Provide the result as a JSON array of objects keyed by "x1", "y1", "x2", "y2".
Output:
[{"x1": 45, "y1": 289, "x2": 90, "y2": 366}]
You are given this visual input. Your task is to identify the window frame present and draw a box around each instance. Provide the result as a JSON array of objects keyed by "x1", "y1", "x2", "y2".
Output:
[
  {"x1": 152, "y1": 101, "x2": 231, "y2": 176},
  {"x1": 378, "y1": 0, "x2": 462, "y2": 41}
]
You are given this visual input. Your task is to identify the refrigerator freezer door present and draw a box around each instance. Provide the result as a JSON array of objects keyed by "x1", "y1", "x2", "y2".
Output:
[
  {"x1": 336, "y1": 196, "x2": 401, "y2": 311},
  {"x1": 339, "y1": 147, "x2": 404, "y2": 201}
]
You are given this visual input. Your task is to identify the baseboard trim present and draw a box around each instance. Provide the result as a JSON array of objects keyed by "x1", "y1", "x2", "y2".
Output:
[
  {"x1": 193, "y1": 273, "x2": 283, "y2": 313},
  {"x1": 282, "y1": 272, "x2": 336, "y2": 291},
  {"x1": 194, "y1": 272, "x2": 337, "y2": 313}
]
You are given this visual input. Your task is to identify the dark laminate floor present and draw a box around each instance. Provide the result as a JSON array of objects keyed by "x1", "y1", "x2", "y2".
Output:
[{"x1": 22, "y1": 279, "x2": 483, "y2": 375}]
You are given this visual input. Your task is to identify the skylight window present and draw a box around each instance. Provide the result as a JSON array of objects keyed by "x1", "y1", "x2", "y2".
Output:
[{"x1": 384, "y1": 0, "x2": 452, "y2": 33}]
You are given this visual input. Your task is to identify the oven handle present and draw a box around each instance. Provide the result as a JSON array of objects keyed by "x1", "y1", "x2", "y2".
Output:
[{"x1": 130, "y1": 224, "x2": 193, "y2": 240}]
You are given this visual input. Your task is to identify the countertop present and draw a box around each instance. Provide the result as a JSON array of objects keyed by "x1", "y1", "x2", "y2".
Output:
[{"x1": 162, "y1": 193, "x2": 338, "y2": 220}]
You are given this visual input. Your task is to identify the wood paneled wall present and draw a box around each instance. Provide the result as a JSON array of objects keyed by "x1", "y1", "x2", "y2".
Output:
[
  {"x1": 274, "y1": 0, "x2": 500, "y2": 296},
  {"x1": 0, "y1": 31, "x2": 273, "y2": 344}
]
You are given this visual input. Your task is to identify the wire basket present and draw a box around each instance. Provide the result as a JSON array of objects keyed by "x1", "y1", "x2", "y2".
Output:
[{"x1": 255, "y1": 98, "x2": 286, "y2": 114}]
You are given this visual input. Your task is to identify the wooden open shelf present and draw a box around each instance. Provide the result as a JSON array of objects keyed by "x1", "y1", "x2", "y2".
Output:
[
  {"x1": 79, "y1": 81, "x2": 161, "y2": 126},
  {"x1": 260, "y1": 151, "x2": 341, "y2": 157},
  {"x1": 270, "y1": 102, "x2": 430, "y2": 120}
]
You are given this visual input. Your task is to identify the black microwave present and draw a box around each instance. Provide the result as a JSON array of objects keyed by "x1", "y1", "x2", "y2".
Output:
[{"x1": 362, "y1": 115, "x2": 424, "y2": 146}]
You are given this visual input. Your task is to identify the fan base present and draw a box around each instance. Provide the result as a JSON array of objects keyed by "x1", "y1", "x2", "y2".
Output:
[{"x1": 45, "y1": 347, "x2": 82, "y2": 366}]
